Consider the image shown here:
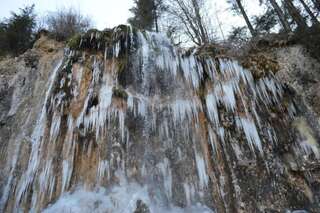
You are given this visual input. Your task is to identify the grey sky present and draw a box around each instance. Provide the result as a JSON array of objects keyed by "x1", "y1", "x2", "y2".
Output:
[{"x1": 0, "y1": 0, "x2": 263, "y2": 36}]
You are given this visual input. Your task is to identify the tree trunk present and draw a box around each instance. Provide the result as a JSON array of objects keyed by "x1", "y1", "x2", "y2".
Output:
[
  {"x1": 235, "y1": 0, "x2": 256, "y2": 36},
  {"x1": 155, "y1": 19, "x2": 159, "y2": 32},
  {"x1": 176, "y1": 0, "x2": 203, "y2": 45},
  {"x1": 297, "y1": 0, "x2": 319, "y2": 24},
  {"x1": 269, "y1": 0, "x2": 292, "y2": 32},
  {"x1": 191, "y1": 0, "x2": 208, "y2": 44},
  {"x1": 310, "y1": 0, "x2": 320, "y2": 12},
  {"x1": 283, "y1": 0, "x2": 308, "y2": 29},
  {"x1": 154, "y1": 8, "x2": 159, "y2": 32}
]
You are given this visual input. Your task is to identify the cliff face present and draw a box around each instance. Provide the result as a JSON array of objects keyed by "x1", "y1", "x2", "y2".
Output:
[{"x1": 0, "y1": 27, "x2": 319, "y2": 213}]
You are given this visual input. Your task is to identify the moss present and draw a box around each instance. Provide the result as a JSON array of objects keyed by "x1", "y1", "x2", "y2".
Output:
[
  {"x1": 101, "y1": 29, "x2": 113, "y2": 44},
  {"x1": 112, "y1": 87, "x2": 128, "y2": 100},
  {"x1": 116, "y1": 56, "x2": 129, "y2": 73},
  {"x1": 67, "y1": 34, "x2": 82, "y2": 49},
  {"x1": 67, "y1": 34, "x2": 81, "y2": 50},
  {"x1": 86, "y1": 28, "x2": 99, "y2": 35},
  {"x1": 65, "y1": 25, "x2": 134, "y2": 63},
  {"x1": 67, "y1": 28, "x2": 111, "y2": 51},
  {"x1": 115, "y1": 24, "x2": 129, "y2": 32}
]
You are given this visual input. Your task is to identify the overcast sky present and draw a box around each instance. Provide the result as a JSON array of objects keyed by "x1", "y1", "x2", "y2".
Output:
[{"x1": 0, "y1": 0, "x2": 263, "y2": 37}]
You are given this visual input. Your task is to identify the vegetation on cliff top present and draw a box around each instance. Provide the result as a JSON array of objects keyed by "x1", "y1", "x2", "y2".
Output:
[{"x1": 1, "y1": 1, "x2": 320, "y2": 65}]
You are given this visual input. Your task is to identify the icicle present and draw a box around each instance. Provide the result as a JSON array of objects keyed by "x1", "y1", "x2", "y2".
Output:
[
  {"x1": 221, "y1": 82, "x2": 237, "y2": 111},
  {"x1": 256, "y1": 76, "x2": 283, "y2": 105},
  {"x1": 118, "y1": 110, "x2": 126, "y2": 142},
  {"x1": 151, "y1": 33, "x2": 179, "y2": 76},
  {"x1": 194, "y1": 152, "x2": 209, "y2": 190},
  {"x1": 205, "y1": 58, "x2": 217, "y2": 80},
  {"x1": 180, "y1": 54, "x2": 201, "y2": 89},
  {"x1": 35, "y1": 160, "x2": 57, "y2": 210},
  {"x1": 97, "y1": 160, "x2": 110, "y2": 184},
  {"x1": 15, "y1": 59, "x2": 63, "y2": 207},
  {"x1": 49, "y1": 111, "x2": 61, "y2": 142},
  {"x1": 206, "y1": 93, "x2": 219, "y2": 127},
  {"x1": 157, "y1": 158, "x2": 173, "y2": 200},
  {"x1": 137, "y1": 31, "x2": 150, "y2": 71},
  {"x1": 61, "y1": 160, "x2": 73, "y2": 193},
  {"x1": 170, "y1": 98, "x2": 202, "y2": 125},
  {"x1": 183, "y1": 182, "x2": 196, "y2": 206},
  {"x1": 113, "y1": 41, "x2": 121, "y2": 58},
  {"x1": 65, "y1": 115, "x2": 75, "y2": 156},
  {"x1": 236, "y1": 117, "x2": 263, "y2": 153},
  {"x1": 208, "y1": 126, "x2": 217, "y2": 155}
]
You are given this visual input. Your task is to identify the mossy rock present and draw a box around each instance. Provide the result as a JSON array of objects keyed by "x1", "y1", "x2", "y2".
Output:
[
  {"x1": 112, "y1": 87, "x2": 128, "y2": 100},
  {"x1": 66, "y1": 25, "x2": 133, "y2": 57},
  {"x1": 86, "y1": 28, "x2": 100, "y2": 35},
  {"x1": 67, "y1": 34, "x2": 82, "y2": 49},
  {"x1": 116, "y1": 56, "x2": 128, "y2": 73},
  {"x1": 115, "y1": 24, "x2": 130, "y2": 32},
  {"x1": 67, "y1": 28, "x2": 112, "y2": 51}
]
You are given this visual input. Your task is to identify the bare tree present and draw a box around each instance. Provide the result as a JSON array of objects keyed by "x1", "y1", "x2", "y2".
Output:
[
  {"x1": 46, "y1": 8, "x2": 92, "y2": 41},
  {"x1": 268, "y1": 0, "x2": 292, "y2": 32},
  {"x1": 282, "y1": 0, "x2": 308, "y2": 29},
  {"x1": 296, "y1": 0, "x2": 319, "y2": 24},
  {"x1": 228, "y1": 0, "x2": 257, "y2": 36},
  {"x1": 310, "y1": 0, "x2": 320, "y2": 12},
  {"x1": 154, "y1": 0, "x2": 167, "y2": 32},
  {"x1": 165, "y1": 0, "x2": 213, "y2": 45}
]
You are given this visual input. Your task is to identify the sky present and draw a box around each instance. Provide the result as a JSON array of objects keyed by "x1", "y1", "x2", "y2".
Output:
[{"x1": 0, "y1": 0, "x2": 263, "y2": 37}]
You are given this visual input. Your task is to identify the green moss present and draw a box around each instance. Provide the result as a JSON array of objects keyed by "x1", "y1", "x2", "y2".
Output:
[
  {"x1": 116, "y1": 56, "x2": 129, "y2": 73},
  {"x1": 112, "y1": 87, "x2": 128, "y2": 100},
  {"x1": 67, "y1": 34, "x2": 81, "y2": 49},
  {"x1": 101, "y1": 29, "x2": 113, "y2": 43},
  {"x1": 86, "y1": 28, "x2": 99, "y2": 35},
  {"x1": 197, "y1": 84, "x2": 206, "y2": 100},
  {"x1": 116, "y1": 25, "x2": 129, "y2": 32},
  {"x1": 66, "y1": 25, "x2": 133, "y2": 57}
]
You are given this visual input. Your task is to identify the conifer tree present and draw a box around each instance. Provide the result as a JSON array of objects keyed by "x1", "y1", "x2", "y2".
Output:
[
  {"x1": 228, "y1": 0, "x2": 257, "y2": 36},
  {"x1": 267, "y1": 0, "x2": 292, "y2": 32},
  {"x1": 128, "y1": 0, "x2": 165, "y2": 32},
  {"x1": 282, "y1": 0, "x2": 308, "y2": 29},
  {"x1": 0, "y1": 5, "x2": 36, "y2": 56}
]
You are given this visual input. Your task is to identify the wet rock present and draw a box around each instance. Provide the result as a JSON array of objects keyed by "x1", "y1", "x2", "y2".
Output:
[
  {"x1": 1, "y1": 27, "x2": 320, "y2": 213},
  {"x1": 133, "y1": 200, "x2": 150, "y2": 213},
  {"x1": 23, "y1": 50, "x2": 39, "y2": 68},
  {"x1": 112, "y1": 87, "x2": 128, "y2": 100}
]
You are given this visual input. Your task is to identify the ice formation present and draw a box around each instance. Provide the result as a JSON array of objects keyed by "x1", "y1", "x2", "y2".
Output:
[{"x1": 1, "y1": 26, "x2": 317, "y2": 213}]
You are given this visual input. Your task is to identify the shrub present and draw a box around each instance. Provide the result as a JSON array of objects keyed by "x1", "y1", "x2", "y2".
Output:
[{"x1": 46, "y1": 8, "x2": 92, "y2": 41}]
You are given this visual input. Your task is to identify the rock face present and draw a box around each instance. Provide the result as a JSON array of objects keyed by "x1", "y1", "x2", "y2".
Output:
[{"x1": 0, "y1": 26, "x2": 319, "y2": 213}]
